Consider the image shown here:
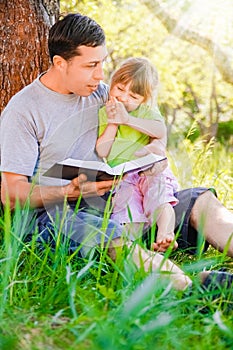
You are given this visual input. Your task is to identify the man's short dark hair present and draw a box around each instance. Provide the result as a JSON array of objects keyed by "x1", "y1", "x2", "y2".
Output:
[{"x1": 48, "y1": 13, "x2": 105, "y2": 62}]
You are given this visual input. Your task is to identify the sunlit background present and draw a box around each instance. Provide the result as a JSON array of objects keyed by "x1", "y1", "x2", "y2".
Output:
[
  {"x1": 159, "y1": 0, "x2": 233, "y2": 44},
  {"x1": 60, "y1": 0, "x2": 233, "y2": 195}
]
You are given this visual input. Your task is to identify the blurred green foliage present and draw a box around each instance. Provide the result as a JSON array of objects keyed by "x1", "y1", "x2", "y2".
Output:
[{"x1": 60, "y1": 0, "x2": 233, "y2": 146}]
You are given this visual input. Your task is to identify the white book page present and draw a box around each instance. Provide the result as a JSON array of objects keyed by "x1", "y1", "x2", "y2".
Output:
[
  {"x1": 112, "y1": 153, "x2": 166, "y2": 175},
  {"x1": 58, "y1": 158, "x2": 113, "y2": 173}
]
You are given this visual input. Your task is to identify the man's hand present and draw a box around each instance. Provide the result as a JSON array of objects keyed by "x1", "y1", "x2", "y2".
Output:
[
  {"x1": 140, "y1": 159, "x2": 168, "y2": 177},
  {"x1": 135, "y1": 143, "x2": 168, "y2": 177},
  {"x1": 1, "y1": 172, "x2": 115, "y2": 209},
  {"x1": 64, "y1": 174, "x2": 115, "y2": 199},
  {"x1": 134, "y1": 138, "x2": 166, "y2": 157}
]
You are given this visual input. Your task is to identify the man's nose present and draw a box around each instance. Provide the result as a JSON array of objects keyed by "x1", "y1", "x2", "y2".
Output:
[{"x1": 94, "y1": 64, "x2": 105, "y2": 80}]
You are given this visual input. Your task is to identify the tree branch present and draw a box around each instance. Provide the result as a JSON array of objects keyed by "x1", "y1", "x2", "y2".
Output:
[{"x1": 142, "y1": 0, "x2": 233, "y2": 84}]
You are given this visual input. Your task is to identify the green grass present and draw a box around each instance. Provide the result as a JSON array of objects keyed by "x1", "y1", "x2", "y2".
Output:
[{"x1": 0, "y1": 140, "x2": 233, "y2": 350}]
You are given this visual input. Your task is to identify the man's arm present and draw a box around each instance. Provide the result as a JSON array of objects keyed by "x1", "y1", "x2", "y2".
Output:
[{"x1": 1, "y1": 172, "x2": 115, "y2": 209}]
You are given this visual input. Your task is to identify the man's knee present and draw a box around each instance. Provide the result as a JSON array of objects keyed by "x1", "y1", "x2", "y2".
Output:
[
  {"x1": 195, "y1": 189, "x2": 217, "y2": 206},
  {"x1": 190, "y1": 189, "x2": 217, "y2": 227}
]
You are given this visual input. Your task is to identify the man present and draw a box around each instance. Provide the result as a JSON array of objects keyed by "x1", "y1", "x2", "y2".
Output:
[{"x1": 1, "y1": 13, "x2": 233, "y2": 290}]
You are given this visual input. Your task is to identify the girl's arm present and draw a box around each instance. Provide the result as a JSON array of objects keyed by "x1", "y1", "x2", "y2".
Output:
[
  {"x1": 96, "y1": 123, "x2": 118, "y2": 159},
  {"x1": 96, "y1": 99, "x2": 166, "y2": 159},
  {"x1": 96, "y1": 98, "x2": 126, "y2": 159},
  {"x1": 109, "y1": 99, "x2": 166, "y2": 139},
  {"x1": 126, "y1": 115, "x2": 166, "y2": 138}
]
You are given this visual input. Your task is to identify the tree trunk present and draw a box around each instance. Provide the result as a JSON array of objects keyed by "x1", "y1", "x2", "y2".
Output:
[{"x1": 0, "y1": 0, "x2": 60, "y2": 114}]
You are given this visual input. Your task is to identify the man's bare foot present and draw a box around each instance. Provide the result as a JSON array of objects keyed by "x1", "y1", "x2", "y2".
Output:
[{"x1": 151, "y1": 236, "x2": 178, "y2": 252}]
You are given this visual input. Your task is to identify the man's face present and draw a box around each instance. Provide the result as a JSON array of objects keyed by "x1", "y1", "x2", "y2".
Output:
[{"x1": 60, "y1": 45, "x2": 108, "y2": 96}]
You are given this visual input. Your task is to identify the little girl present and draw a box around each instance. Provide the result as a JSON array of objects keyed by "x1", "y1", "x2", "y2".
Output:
[{"x1": 96, "y1": 57, "x2": 179, "y2": 252}]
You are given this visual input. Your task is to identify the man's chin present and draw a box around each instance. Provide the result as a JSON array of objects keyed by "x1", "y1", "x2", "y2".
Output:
[
  {"x1": 88, "y1": 85, "x2": 99, "y2": 93},
  {"x1": 73, "y1": 86, "x2": 99, "y2": 96}
]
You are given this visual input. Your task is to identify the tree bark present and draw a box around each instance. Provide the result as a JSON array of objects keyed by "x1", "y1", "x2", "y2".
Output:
[{"x1": 0, "y1": 0, "x2": 59, "y2": 113}]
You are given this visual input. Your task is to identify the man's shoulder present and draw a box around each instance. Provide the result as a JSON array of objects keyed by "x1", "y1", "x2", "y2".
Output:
[
  {"x1": 91, "y1": 82, "x2": 109, "y2": 104},
  {"x1": 3, "y1": 78, "x2": 40, "y2": 112},
  {"x1": 97, "y1": 81, "x2": 109, "y2": 92}
]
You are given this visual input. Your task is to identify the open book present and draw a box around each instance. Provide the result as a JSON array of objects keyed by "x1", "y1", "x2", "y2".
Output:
[{"x1": 44, "y1": 153, "x2": 167, "y2": 181}]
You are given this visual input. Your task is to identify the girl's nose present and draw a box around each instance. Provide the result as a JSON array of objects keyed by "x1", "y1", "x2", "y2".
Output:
[{"x1": 118, "y1": 92, "x2": 128, "y2": 102}]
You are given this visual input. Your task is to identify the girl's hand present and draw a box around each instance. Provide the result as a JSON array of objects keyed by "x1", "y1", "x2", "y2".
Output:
[{"x1": 106, "y1": 97, "x2": 129, "y2": 125}]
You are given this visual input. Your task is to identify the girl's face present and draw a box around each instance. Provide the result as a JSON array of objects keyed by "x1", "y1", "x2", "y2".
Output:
[{"x1": 110, "y1": 82, "x2": 144, "y2": 112}]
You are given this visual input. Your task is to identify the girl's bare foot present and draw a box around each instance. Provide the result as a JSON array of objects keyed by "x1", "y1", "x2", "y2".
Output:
[{"x1": 151, "y1": 235, "x2": 178, "y2": 252}]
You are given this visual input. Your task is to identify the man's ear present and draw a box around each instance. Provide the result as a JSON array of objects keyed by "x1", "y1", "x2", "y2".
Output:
[{"x1": 53, "y1": 55, "x2": 67, "y2": 70}]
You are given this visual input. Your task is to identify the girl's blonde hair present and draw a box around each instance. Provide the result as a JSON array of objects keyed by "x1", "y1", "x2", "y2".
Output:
[{"x1": 110, "y1": 57, "x2": 159, "y2": 106}]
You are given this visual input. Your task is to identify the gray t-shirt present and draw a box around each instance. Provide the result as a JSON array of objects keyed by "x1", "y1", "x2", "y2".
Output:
[{"x1": 0, "y1": 76, "x2": 109, "y2": 186}]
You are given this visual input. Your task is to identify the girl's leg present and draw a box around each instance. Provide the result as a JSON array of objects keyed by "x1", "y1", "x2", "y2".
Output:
[
  {"x1": 111, "y1": 174, "x2": 148, "y2": 231},
  {"x1": 140, "y1": 174, "x2": 178, "y2": 252},
  {"x1": 123, "y1": 222, "x2": 145, "y2": 240},
  {"x1": 151, "y1": 203, "x2": 178, "y2": 252}
]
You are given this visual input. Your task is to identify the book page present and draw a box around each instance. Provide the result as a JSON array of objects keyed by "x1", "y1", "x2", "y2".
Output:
[
  {"x1": 44, "y1": 153, "x2": 167, "y2": 181},
  {"x1": 112, "y1": 153, "x2": 166, "y2": 175},
  {"x1": 59, "y1": 158, "x2": 114, "y2": 174}
]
